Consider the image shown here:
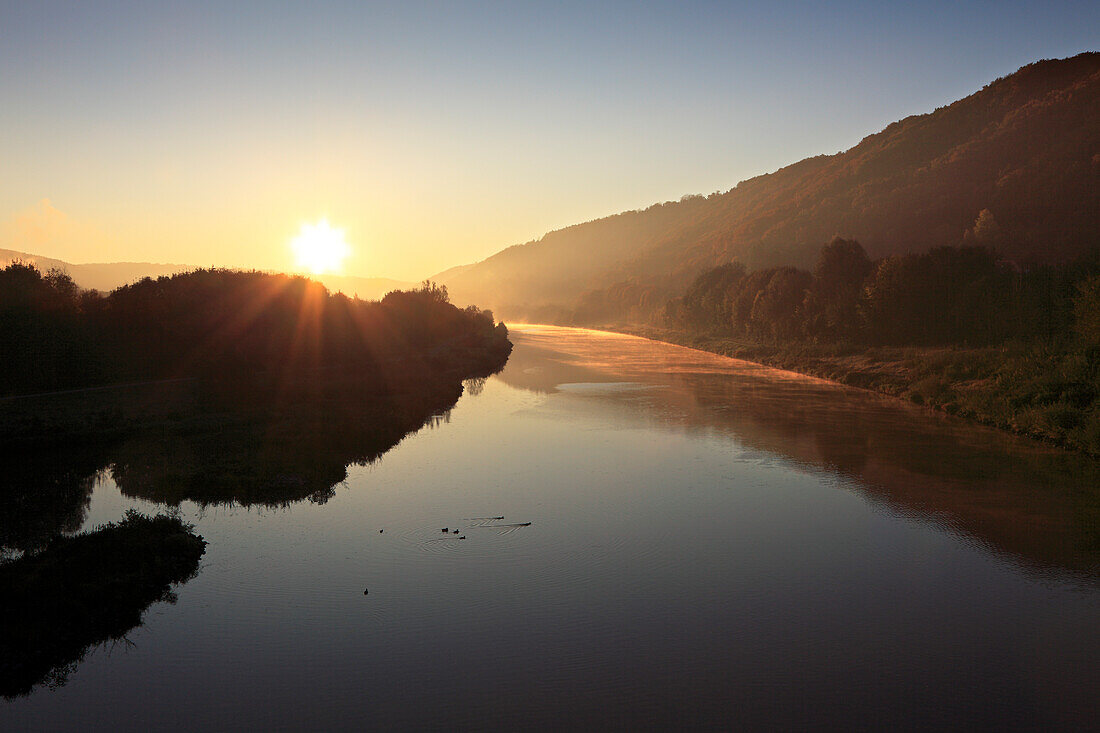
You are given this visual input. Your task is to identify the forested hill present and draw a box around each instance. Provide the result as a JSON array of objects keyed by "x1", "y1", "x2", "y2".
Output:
[{"x1": 437, "y1": 52, "x2": 1100, "y2": 319}]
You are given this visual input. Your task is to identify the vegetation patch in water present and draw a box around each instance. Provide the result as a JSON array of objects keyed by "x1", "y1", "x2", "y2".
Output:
[{"x1": 0, "y1": 510, "x2": 206, "y2": 698}]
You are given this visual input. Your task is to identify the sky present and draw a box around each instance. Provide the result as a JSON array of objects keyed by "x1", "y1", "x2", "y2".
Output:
[{"x1": 1, "y1": 1, "x2": 1098, "y2": 281}]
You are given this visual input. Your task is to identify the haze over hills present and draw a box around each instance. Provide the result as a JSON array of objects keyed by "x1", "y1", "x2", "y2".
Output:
[
  {"x1": 304, "y1": 273, "x2": 417, "y2": 301},
  {"x1": 0, "y1": 249, "x2": 191, "y2": 293},
  {"x1": 436, "y1": 53, "x2": 1100, "y2": 319},
  {"x1": 0, "y1": 248, "x2": 414, "y2": 301}
]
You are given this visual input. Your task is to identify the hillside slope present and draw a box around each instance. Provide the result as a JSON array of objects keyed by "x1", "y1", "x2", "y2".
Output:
[{"x1": 438, "y1": 53, "x2": 1100, "y2": 317}]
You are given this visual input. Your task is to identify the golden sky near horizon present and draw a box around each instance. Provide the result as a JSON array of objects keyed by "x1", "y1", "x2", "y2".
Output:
[{"x1": 3, "y1": 2, "x2": 1096, "y2": 281}]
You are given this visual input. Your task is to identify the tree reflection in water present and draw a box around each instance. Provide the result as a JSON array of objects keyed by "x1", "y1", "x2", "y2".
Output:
[
  {"x1": 110, "y1": 378, "x2": 463, "y2": 507},
  {"x1": 498, "y1": 325, "x2": 1100, "y2": 581},
  {"x1": 0, "y1": 445, "x2": 108, "y2": 556},
  {"x1": 1, "y1": 374, "x2": 474, "y2": 552},
  {"x1": 0, "y1": 363, "x2": 500, "y2": 697}
]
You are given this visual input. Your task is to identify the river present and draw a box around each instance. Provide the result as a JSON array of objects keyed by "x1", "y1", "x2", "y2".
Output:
[{"x1": 5, "y1": 324, "x2": 1099, "y2": 730}]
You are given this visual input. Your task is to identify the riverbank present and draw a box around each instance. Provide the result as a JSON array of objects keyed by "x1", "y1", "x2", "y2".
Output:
[{"x1": 618, "y1": 324, "x2": 1100, "y2": 457}]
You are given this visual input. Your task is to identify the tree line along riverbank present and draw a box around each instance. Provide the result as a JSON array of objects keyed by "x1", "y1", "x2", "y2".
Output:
[
  {"x1": 601, "y1": 238, "x2": 1100, "y2": 457},
  {"x1": 0, "y1": 263, "x2": 510, "y2": 397},
  {"x1": 0, "y1": 264, "x2": 511, "y2": 440}
]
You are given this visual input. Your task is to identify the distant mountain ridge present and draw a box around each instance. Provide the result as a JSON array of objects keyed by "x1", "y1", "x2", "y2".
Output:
[
  {"x1": 0, "y1": 248, "x2": 413, "y2": 301},
  {"x1": 0, "y1": 249, "x2": 192, "y2": 292},
  {"x1": 436, "y1": 53, "x2": 1100, "y2": 318}
]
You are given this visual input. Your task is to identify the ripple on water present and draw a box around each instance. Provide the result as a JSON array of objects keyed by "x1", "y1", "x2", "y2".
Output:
[{"x1": 381, "y1": 519, "x2": 550, "y2": 571}]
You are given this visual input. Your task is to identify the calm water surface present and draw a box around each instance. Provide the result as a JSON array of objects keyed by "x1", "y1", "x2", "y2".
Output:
[{"x1": 6, "y1": 325, "x2": 1100, "y2": 730}]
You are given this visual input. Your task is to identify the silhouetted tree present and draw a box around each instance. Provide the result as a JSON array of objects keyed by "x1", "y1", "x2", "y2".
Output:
[{"x1": 0, "y1": 263, "x2": 98, "y2": 392}]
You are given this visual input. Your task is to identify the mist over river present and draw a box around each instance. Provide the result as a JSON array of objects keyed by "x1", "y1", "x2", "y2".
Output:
[{"x1": 6, "y1": 325, "x2": 1099, "y2": 730}]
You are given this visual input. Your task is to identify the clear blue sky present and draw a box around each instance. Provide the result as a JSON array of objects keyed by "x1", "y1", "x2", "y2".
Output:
[{"x1": 2, "y1": 1, "x2": 1097, "y2": 278}]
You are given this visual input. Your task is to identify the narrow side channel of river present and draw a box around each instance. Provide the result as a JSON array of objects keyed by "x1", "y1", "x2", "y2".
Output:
[{"x1": 6, "y1": 325, "x2": 1099, "y2": 730}]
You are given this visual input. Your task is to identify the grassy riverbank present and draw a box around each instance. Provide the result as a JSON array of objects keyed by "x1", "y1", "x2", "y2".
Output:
[{"x1": 624, "y1": 325, "x2": 1100, "y2": 457}]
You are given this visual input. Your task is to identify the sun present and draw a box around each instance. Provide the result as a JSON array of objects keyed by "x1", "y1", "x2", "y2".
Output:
[{"x1": 290, "y1": 218, "x2": 351, "y2": 275}]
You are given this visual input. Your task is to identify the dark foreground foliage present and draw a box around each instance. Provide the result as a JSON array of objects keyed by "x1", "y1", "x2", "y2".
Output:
[{"x1": 0, "y1": 512, "x2": 206, "y2": 698}]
